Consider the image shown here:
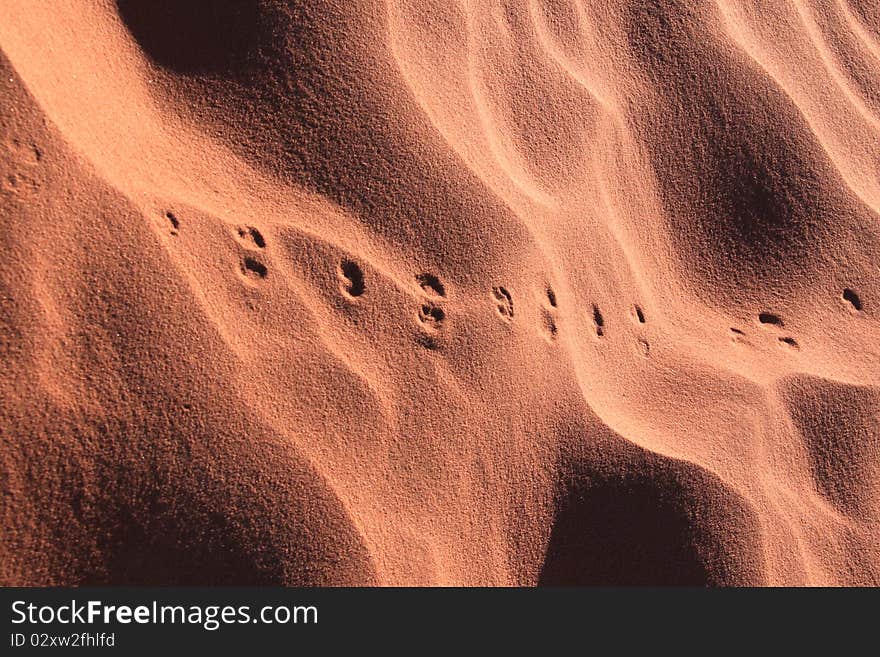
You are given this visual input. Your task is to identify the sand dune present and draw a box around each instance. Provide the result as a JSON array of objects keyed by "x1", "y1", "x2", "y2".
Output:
[{"x1": 1, "y1": 0, "x2": 878, "y2": 586}]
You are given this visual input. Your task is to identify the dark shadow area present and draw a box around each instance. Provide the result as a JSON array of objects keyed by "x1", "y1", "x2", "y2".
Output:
[
  {"x1": 592, "y1": 304, "x2": 604, "y2": 336},
  {"x1": 242, "y1": 256, "x2": 268, "y2": 278},
  {"x1": 339, "y1": 260, "x2": 365, "y2": 297},
  {"x1": 417, "y1": 273, "x2": 445, "y2": 298},
  {"x1": 94, "y1": 496, "x2": 284, "y2": 585},
  {"x1": 79, "y1": 452, "x2": 381, "y2": 586},
  {"x1": 540, "y1": 440, "x2": 765, "y2": 586},
  {"x1": 116, "y1": 0, "x2": 273, "y2": 75},
  {"x1": 759, "y1": 312, "x2": 783, "y2": 326},
  {"x1": 541, "y1": 475, "x2": 709, "y2": 585},
  {"x1": 843, "y1": 288, "x2": 862, "y2": 311}
]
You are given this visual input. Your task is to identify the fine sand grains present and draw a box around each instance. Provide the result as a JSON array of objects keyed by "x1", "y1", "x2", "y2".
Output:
[{"x1": 1, "y1": 0, "x2": 879, "y2": 585}]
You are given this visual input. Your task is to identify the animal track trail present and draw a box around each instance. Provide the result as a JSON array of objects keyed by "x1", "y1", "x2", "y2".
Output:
[
  {"x1": 756, "y1": 311, "x2": 800, "y2": 351},
  {"x1": 754, "y1": 288, "x2": 870, "y2": 353},
  {"x1": 492, "y1": 286, "x2": 514, "y2": 322}
]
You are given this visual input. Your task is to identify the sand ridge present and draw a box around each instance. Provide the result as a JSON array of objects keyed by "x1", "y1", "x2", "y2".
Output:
[{"x1": 1, "y1": 0, "x2": 878, "y2": 585}]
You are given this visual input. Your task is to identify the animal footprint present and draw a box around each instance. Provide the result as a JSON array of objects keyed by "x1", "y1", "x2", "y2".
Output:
[
  {"x1": 417, "y1": 302, "x2": 446, "y2": 349},
  {"x1": 338, "y1": 260, "x2": 365, "y2": 298},
  {"x1": 842, "y1": 288, "x2": 862, "y2": 312},
  {"x1": 592, "y1": 304, "x2": 605, "y2": 337},
  {"x1": 758, "y1": 312, "x2": 783, "y2": 327},
  {"x1": 2, "y1": 138, "x2": 43, "y2": 195},
  {"x1": 418, "y1": 303, "x2": 445, "y2": 328},
  {"x1": 729, "y1": 327, "x2": 747, "y2": 343},
  {"x1": 417, "y1": 273, "x2": 445, "y2": 298},
  {"x1": 415, "y1": 273, "x2": 447, "y2": 348},
  {"x1": 540, "y1": 286, "x2": 558, "y2": 342},
  {"x1": 165, "y1": 211, "x2": 180, "y2": 236},
  {"x1": 6, "y1": 137, "x2": 42, "y2": 163},
  {"x1": 240, "y1": 256, "x2": 267, "y2": 280},
  {"x1": 757, "y1": 312, "x2": 801, "y2": 349},
  {"x1": 236, "y1": 225, "x2": 266, "y2": 249},
  {"x1": 492, "y1": 286, "x2": 514, "y2": 321},
  {"x1": 2, "y1": 173, "x2": 37, "y2": 194}
]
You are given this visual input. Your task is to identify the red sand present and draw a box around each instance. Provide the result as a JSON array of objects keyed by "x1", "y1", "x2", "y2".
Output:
[{"x1": 1, "y1": 0, "x2": 879, "y2": 586}]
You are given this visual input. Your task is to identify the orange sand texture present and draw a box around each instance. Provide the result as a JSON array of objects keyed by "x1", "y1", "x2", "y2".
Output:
[{"x1": 1, "y1": 0, "x2": 879, "y2": 586}]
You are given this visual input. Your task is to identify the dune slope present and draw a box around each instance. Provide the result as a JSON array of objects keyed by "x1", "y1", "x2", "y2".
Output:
[{"x1": 1, "y1": 0, "x2": 879, "y2": 585}]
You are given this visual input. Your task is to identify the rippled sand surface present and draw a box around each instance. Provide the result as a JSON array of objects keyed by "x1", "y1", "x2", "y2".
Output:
[{"x1": 1, "y1": 1, "x2": 879, "y2": 585}]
